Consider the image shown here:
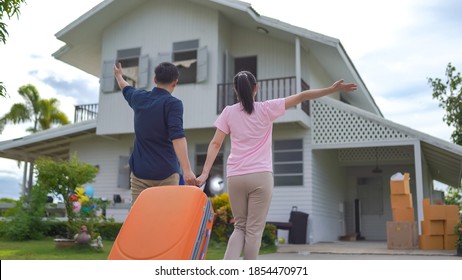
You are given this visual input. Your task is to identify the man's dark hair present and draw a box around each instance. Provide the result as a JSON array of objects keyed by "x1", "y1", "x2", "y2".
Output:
[{"x1": 155, "y1": 62, "x2": 180, "y2": 84}]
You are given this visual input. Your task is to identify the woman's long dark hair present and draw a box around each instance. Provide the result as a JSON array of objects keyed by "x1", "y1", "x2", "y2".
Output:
[{"x1": 233, "y1": 71, "x2": 256, "y2": 114}]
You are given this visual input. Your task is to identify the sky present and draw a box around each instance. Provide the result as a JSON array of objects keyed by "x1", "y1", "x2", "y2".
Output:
[{"x1": 1, "y1": 0, "x2": 462, "y2": 199}]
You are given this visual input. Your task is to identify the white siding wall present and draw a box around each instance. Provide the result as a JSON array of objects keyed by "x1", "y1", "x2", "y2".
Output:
[
  {"x1": 230, "y1": 26, "x2": 295, "y2": 79},
  {"x1": 300, "y1": 49, "x2": 340, "y2": 100},
  {"x1": 70, "y1": 134, "x2": 134, "y2": 221},
  {"x1": 265, "y1": 125, "x2": 310, "y2": 242},
  {"x1": 311, "y1": 149, "x2": 348, "y2": 243}
]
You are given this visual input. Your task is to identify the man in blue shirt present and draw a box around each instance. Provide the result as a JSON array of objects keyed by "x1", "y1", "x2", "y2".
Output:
[{"x1": 114, "y1": 62, "x2": 196, "y2": 203}]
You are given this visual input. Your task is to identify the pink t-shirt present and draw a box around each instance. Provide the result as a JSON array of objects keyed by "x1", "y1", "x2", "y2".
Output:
[{"x1": 214, "y1": 98, "x2": 285, "y2": 177}]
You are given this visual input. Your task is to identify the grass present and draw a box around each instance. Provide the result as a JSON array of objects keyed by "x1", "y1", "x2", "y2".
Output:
[{"x1": 0, "y1": 238, "x2": 276, "y2": 260}]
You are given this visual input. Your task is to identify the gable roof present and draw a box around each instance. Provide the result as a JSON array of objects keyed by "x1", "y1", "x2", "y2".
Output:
[{"x1": 53, "y1": 0, "x2": 381, "y2": 116}]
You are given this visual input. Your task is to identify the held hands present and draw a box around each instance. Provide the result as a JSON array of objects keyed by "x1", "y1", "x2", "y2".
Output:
[
  {"x1": 330, "y1": 79, "x2": 358, "y2": 93},
  {"x1": 182, "y1": 170, "x2": 197, "y2": 186},
  {"x1": 195, "y1": 173, "x2": 209, "y2": 189},
  {"x1": 183, "y1": 170, "x2": 209, "y2": 189}
]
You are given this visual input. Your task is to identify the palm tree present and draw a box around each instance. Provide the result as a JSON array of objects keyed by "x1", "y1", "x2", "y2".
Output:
[{"x1": 0, "y1": 84, "x2": 70, "y2": 133}]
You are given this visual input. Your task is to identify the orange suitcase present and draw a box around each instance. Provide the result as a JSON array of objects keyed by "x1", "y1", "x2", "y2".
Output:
[{"x1": 108, "y1": 185, "x2": 214, "y2": 260}]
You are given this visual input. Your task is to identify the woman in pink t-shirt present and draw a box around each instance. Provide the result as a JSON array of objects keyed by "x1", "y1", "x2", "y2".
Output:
[{"x1": 196, "y1": 71, "x2": 357, "y2": 260}]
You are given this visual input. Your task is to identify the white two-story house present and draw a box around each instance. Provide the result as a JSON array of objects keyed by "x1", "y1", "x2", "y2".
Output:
[{"x1": 1, "y1": 0, "x2": 462, "y2": 244}]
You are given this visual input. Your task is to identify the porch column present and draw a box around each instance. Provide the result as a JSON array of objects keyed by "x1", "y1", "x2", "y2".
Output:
[
  {"x1": 27, "y1": 161, "x2": 35, "y2": 199},
  {"x1": 295, "y1": 37, "x2": 301, "y2": 93},
  {"x1": 413, "y1": 141, "x2": 424, "y2": 234},
  {"x1": 22, "y1": 160, "x2": 28, "y2": 197}
]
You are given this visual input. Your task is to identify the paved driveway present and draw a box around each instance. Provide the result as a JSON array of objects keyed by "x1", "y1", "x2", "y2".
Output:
[{"x1": 258, "y1": 241, "x2": 461, "y2": 260}]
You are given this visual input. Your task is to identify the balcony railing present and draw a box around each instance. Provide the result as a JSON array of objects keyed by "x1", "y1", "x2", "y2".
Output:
[
  {"x1": 74, "y1": 77, "x2": 310, "y2": 124},
  {"x1": 217, "y1": 76, "x2": 310, "y2": 115},
  {"x1": 74, "y1": 103, "x2": 98, "y2": 123}
]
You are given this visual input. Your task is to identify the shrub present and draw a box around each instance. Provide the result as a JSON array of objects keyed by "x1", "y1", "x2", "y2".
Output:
[
  {"x1": 43, "y1": 220, "x2": 74, "y2": 238},
  {"x1": 456, "y1": 221, "x2": 462, "y2": 249},
  {"x1": 210, "y1": 192, "x2": 276, "y2": 247},
  {"x1": 35, "y1": 153, "x2": 98, "y2": 227},
  {"x1": 2, "y1": 185, "x2": 50, "y2": 241},
  {"x1": 210, "y1": 193, "x2": 234, "y2": 243},
  {"x1": 94, "y1": 222, "x2": 123, "y2": 241},
  {"x1": 262, "y1": 223, "x2": 277, "y2": 247}
]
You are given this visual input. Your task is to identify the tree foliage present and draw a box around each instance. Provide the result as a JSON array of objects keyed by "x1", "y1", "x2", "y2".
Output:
[
  {"x1": 428, "y1": 63, "x2": 462, "y2": 199},
  {"x1": 427, "y1": 63, "x2": 462, "y2": 145},
  {"x1": 444, "y1": 186, "x2": 462, "y2": 208},
  {"x1": 0, "y1": 0, "x2": 27, "y2": 97},
  {"x1": 35, "y1": 153, "x2": 98, "y2": 228},
  {"x1": 0, "y1": 84, "x2": 70, "y2": 133}
]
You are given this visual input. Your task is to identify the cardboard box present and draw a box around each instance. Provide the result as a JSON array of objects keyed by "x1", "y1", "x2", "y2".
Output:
[
  {"x1": 445, "y1": 205, "x2": 460, "y2": 220},
  {"x1": 386, "y1": 221, "x2": 418, "y2": 249},
  {"x1": 390, "y1": 173, "x2": 410, "y2": 194},
  {"x1": 392, "y1": 208, "x2": 415, "y2": 222},
  {"x1": 444, "y1": 219, "x2": 460, "y2": 234},
  {"x1": 423, "y1": 204, "x2": 446, "y2": 221},
  {"x1": 421, "y1": 220, "x2": 445, "y2": 235},
  {"x1": 423, "y1": 198, "x2": 430, "y2": 207},
  {"x1": 419, "y1": 235, "x2": 444, "y2": 250},
  {"x1": 443, "y1": 234, "x2": 458, "y2": 250},
  {"x1": 390, "y1": 194, "x2": 413, "y2": 209}
]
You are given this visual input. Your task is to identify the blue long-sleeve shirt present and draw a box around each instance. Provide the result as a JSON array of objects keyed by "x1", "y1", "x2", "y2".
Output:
[{"x1": 123, "y1": 86, "x2": 185, "y2": 180}]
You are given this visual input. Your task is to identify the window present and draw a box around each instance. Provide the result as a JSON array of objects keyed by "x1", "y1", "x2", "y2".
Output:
[
  {"x1": 102, "y1": 47, "x2": 149, "y2": 93},
  {"x1": 273, "y1": 139, "x2": 303, "y2": 186},
  {"x1": 117, "y1": 48, "x2": 141, "y2": 87},
  {"x1": 158, "y1": 39, "x2": 208, "y2": 84},
  {"x1": 117, "y1": 155, "x2": 130, "y2": 189}
]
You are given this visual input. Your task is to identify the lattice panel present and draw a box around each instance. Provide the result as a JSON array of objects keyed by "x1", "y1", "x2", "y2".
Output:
[
  {"x1": 312, "y1": 100, "x2": 409, "y2": 144},
  {"x1": 338, "y1": 146, "x2": 414, "y2": 164}
]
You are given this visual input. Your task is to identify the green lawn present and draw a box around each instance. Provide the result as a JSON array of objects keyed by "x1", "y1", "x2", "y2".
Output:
[{"x1": 0, "y1": 238, "x2": 276, "y2": 260}]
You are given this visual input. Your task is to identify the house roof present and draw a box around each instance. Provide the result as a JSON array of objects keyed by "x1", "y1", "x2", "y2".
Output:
[
  {"x1": 53, "y1": 0, "x2": 382, "y2": 116},
  {"x1": 0, "y1": 120, "x2": 96, "y2": 161}
]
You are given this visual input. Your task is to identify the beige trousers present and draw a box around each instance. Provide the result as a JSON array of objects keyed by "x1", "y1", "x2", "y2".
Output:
[
  {"x1": 130, "y1": 172, "x2": 180, "y2": 204},
  {"x1": 224, "y1": 172, "x2": 273, "y2": 260}
]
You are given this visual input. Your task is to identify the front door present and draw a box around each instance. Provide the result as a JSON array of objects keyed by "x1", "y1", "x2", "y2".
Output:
[{"x1": 356, "y1": 176, "x2": 387, "y2": 240}]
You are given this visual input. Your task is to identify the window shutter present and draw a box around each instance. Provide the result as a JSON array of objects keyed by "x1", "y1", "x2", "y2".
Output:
[
  {"x1": 137, "y1": 54, "x2": 150, "y2": 89},
  {"x1": 101, "y1": 60, "x2": 115, "y2": 93},
  {"x1": 117, "y1": 156, "x2": 130, "y2": 188},
  {"x1": 196, "y1": 46, "x2": 208, "y2": 83}
]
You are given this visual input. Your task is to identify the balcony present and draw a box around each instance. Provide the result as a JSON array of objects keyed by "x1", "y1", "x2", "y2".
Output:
[
  {"x1": 74, "y1": 103, "x2": 98, "y2": 123},
  {"x1": 73, "y1": 77, "x2": 310, "y2": 124},
  {"x1": 217, "y1": 76, "x2": 310, "y2": 115}
]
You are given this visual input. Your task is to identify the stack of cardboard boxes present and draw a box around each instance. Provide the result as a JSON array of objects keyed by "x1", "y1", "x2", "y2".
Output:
[
  {"x1": 419, "y1": 198, "x2": 459, "y2": 250},
  {"x1": 386, "y1": 173, "x2": 419, "y2": 249}
]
